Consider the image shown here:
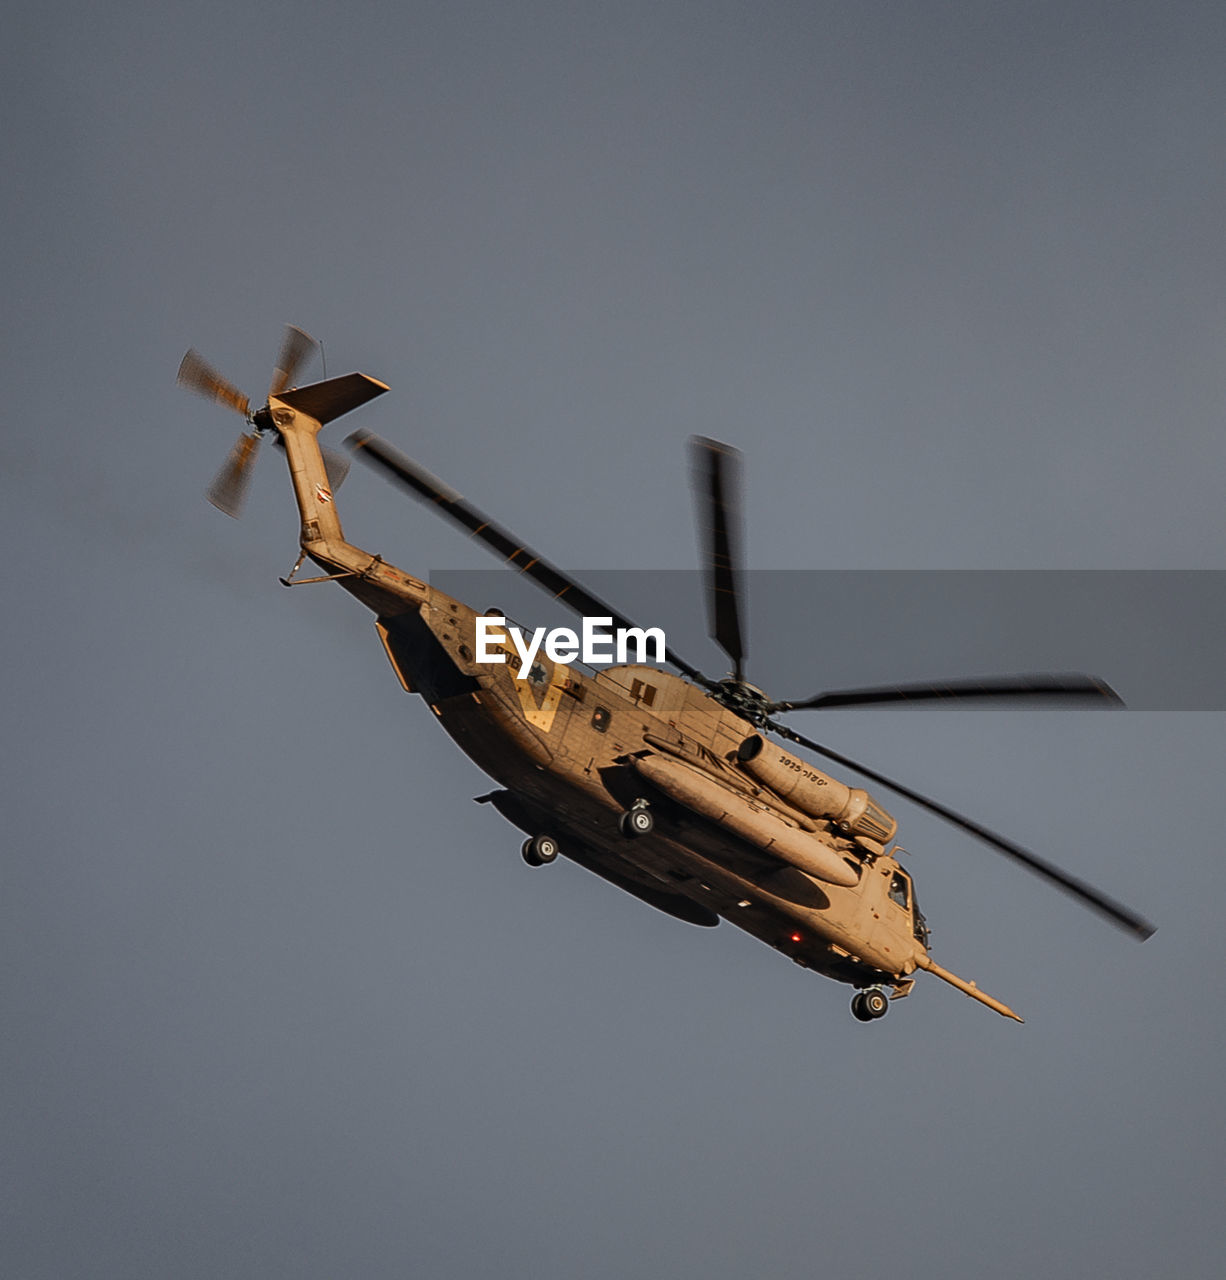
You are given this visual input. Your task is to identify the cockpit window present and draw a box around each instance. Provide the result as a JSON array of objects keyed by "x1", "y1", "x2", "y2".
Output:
[{"x1": 888, "y1": 871, "x2": 911, "y2": 911}]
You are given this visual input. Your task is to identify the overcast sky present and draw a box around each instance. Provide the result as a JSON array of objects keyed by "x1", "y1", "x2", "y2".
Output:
[{"x1": 2, "y1": 3, "x2": 1224, "y2": 1278}]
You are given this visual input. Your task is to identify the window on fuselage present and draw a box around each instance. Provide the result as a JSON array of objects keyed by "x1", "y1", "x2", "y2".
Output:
[
  {"x1": 888, "y1": 871, "x2": 911, "y2": 912},
  {"x1": 629, "y1": 677, "x2": 658, "y2": 707}
]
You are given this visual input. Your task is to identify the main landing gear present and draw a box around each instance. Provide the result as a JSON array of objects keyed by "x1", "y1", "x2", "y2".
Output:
[
  {"x1": 851, "y1": 988, "x2": 890, "y2": 1022},
  {"x1": 521, "y1": 834, "x2": 559, "y2": 867},
  {"x1": 618, "y1": 801, "x2": 654, "y2": 839}
]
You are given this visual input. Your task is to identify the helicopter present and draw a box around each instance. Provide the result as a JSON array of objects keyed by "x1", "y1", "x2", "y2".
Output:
[{"x1": 178, "y1": 326, "x2": 1155, "y2": 1024}]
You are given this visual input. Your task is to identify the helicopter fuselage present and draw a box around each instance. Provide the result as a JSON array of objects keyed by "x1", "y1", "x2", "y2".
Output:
[{"x1": 378, "y1": 592, "x2": 930, "y2": 989}]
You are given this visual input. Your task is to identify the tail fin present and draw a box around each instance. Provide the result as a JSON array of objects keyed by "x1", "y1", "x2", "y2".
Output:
[{"x1": 273, "y1": 373, "x2": 389, "y2": 428}]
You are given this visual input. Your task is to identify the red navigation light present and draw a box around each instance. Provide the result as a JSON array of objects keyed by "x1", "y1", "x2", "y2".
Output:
[{"x1": 790, "y1": 933, "x2": 802, "y2": 943}]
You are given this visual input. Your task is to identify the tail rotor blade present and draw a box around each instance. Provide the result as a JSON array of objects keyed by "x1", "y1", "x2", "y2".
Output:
[
  {"x1": 207, "y1": 431, "x2": 261, "y2": 518},
  {"x1": 269, "y1": 325, "x2": 318, "y2": 398},
  {"x1": 177, "y1": 350, "x2": 251, "y2": 418}
]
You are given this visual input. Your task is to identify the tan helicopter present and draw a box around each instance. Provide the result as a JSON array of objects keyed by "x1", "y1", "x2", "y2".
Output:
[{"x1": 179, "y1": 327, "x2": 1155, "y2": 1024}]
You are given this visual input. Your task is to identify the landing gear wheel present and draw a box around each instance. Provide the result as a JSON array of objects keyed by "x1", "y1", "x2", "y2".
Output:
[
  {"x1": 619, "y1": 806, "x2": 654, "y2": 838},
  {"x1": 851, "y1": 993, "x2": 874, "y2": 1022},
  {"x1": 521, "y1": 834, "x2": 559, "y2": 867},
  {"x1": 862, "y1": 989, "x2": 889, "y2": 1020}
]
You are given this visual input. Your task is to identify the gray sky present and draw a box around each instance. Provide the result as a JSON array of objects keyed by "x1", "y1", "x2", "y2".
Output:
[{"x1": 2, "y1": 3, "x2": 1223, "y2": 1277}]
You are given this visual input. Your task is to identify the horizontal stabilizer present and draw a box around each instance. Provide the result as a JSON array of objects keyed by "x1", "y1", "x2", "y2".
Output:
[{"x1": 275, "y1": 373, "x2": 389, "y2": 425}]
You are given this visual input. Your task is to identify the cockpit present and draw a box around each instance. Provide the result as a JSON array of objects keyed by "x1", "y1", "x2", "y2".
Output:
[{"x1": 888, "y1": 868, "x2": 931, "y2": 945}]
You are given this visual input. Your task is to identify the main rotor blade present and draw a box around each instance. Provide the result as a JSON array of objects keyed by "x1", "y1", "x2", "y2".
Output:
[
  {"x1": 773, "y1": 674, "x2": 1124, "y2": 713},
  {"x1": 177, "y1": 349, "x2": 251, "y2": 418},
  {"x1": 206, "y1": 431, "x2": 261, "y2": 518},
  {"x1": 766, "y1": 718, "x2": 1155, "y2": 940},
  {"x1": 269, "y1": 324, "x2": 318, "y2": 398},
  {"x1": 321, "y1": 444, "x2": 351, "y2": 492},
  {"x1": 268, "y1": 436, "x2": 349, "y2": 491},
  {"x1": 347, "y1": 429, "x2": 712, "y2": 685},
  {"x1": 690, "y1": 436, "x2": 746, "y2": 682}
]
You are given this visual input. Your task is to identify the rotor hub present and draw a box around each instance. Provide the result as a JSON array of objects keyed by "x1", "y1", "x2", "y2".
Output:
[{"x1": 712, "y1": 677, "x2": 773, "y2": 727}]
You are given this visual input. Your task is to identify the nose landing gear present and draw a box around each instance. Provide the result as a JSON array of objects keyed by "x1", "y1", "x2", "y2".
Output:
[{"x1": 851, "y1": 988, "x2": 890, "y2": 1022}]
